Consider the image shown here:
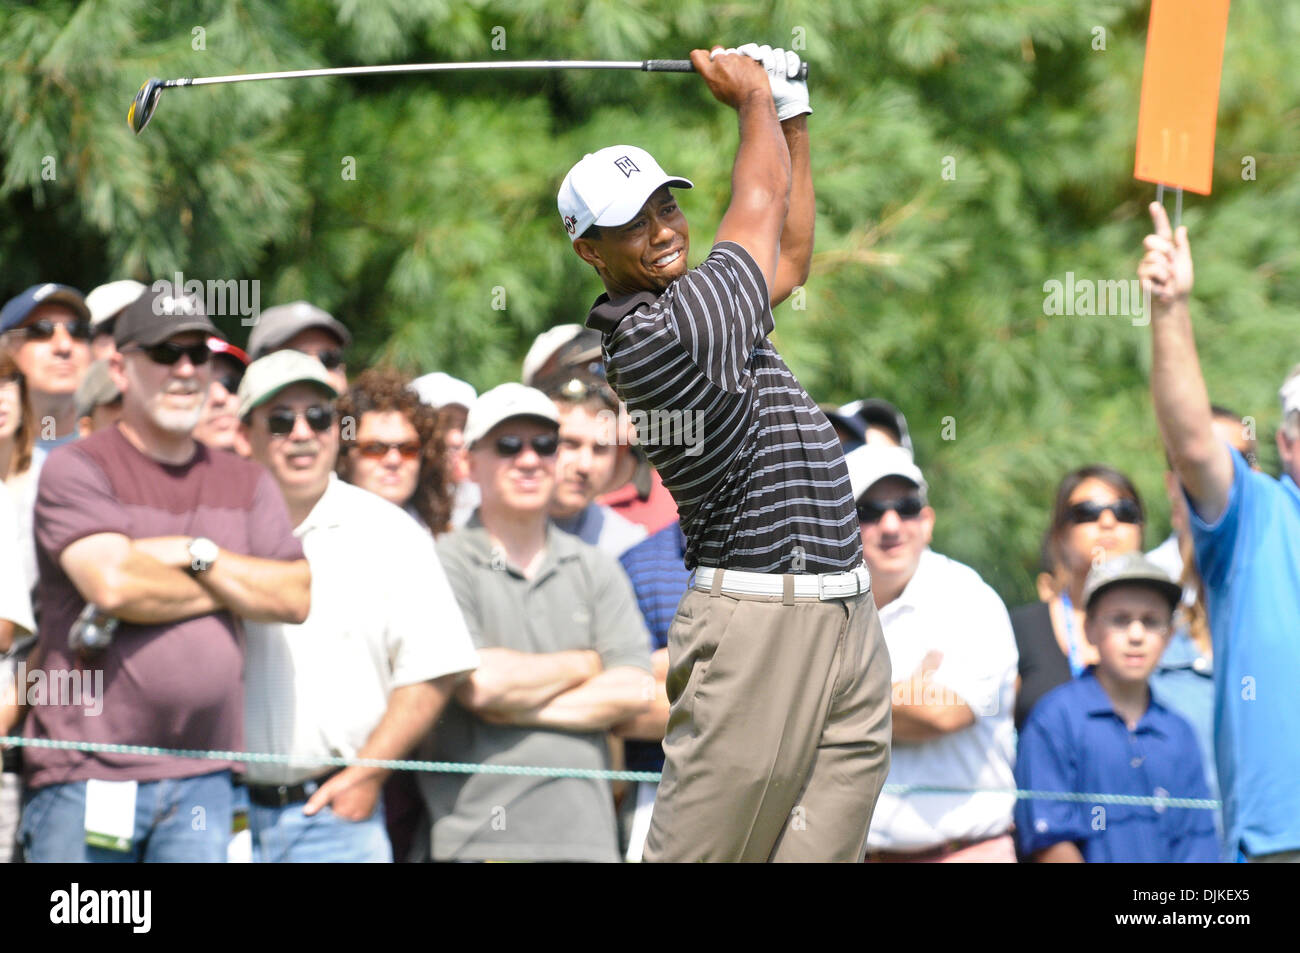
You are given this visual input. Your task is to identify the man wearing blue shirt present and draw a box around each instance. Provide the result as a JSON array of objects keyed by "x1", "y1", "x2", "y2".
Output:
[
  {"x1": 1015, "y1": 554, "x2": 1219, "y2": 863},
  {"x1": 1138, "y1": 203, "x2": 1300, "y2": 862}
]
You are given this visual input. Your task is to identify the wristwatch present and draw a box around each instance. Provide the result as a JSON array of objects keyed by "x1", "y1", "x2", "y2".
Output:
[{"x1": 187, "y1": 537, "x2": 220, "y2": 574}]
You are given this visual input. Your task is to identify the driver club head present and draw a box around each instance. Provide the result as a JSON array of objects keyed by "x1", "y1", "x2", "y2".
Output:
[{"x1": 128, "y1": 78, "x2": 164, "y2": 135}]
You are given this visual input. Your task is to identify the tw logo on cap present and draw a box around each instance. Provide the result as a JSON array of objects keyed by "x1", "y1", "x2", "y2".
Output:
[
  {"x1": 563, "y1": 215, "x2": 578, "y2": 235},
  {"x1": 614, "y1": 156, "x2": 640, "y2": 178}
]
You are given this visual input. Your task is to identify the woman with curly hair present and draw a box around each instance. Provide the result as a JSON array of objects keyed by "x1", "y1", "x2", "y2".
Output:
[{"x1": 336, "y1": 366, "x2": 453, "y2": 536}]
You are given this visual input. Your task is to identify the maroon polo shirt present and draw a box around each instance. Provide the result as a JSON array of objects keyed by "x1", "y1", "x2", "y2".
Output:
[{"x1": 23, "y1": 425, "x2": 303, "y2": 788}]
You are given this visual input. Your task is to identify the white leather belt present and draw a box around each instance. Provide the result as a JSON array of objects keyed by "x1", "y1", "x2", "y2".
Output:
[{"x1": 691, "y1": 564, "x2": 871, "y2": 602}]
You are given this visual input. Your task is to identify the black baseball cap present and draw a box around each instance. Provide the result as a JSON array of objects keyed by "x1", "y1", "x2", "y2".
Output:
[
  {"x1": 114, "y1": 281, "x2": 218, "y2": 348},
  {"x1": 0, "y1": 283, "x2": 91, "y2": 334},
  {"x1": 838, "y1": 398, "x2": 913, "y2": 453}
]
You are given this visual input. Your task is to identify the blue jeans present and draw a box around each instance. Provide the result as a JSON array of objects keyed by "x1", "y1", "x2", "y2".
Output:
[
  {"x1": 20, "y1": 771, "x2": 233, "y2": 863},
  {"x1": 250, "y1": 799, "x2": 392, "y2": 863}
]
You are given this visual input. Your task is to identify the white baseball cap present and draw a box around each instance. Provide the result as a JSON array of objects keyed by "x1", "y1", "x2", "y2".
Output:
[
  {"x1": 521, "y1": 324, "x2": 588, "y2": 385},
  {"x1": 557, "y1": 145, "x2": 693, "y2": 242},
  {"x1": 463, "y1": 383, "x2": 560, "y2": 448},
  {"x1": 85, "y1": 279, "x2": 146, "y2": 328},
  {"x1": 845, "y1": 445, "x2": 928, "y2": 501},
  {"x1": 237, "y1": 350, "x2": 338, "y2": 420},
  {"x1": 411, "y1": 372, "x2": 477, "y2": 410},
  {"x1": 1281, "y1": 371, "x2": 1300, "y2": 416}
]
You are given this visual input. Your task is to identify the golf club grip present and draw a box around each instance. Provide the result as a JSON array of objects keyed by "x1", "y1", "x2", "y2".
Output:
[{"x1": 643, "y1": 59, "x2": 810, "y2": 79}]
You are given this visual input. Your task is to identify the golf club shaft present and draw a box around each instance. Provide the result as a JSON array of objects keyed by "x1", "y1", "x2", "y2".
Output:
[{"x1": 161, "y1": 58, "x2": 807, "y2": 89}]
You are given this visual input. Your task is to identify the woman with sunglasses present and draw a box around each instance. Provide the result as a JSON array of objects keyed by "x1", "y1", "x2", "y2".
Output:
[
  {"x1": 1011, "y1": 465, "x2": 1146, "y2": 730},
  {"x1": 336, "y1": 366, "x2": 453, "y2": 536}
]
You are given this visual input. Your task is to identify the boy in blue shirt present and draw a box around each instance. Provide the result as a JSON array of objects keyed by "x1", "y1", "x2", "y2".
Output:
[{"x1": 1015, "y1": 553, "x2": 1219, "y2": 863}]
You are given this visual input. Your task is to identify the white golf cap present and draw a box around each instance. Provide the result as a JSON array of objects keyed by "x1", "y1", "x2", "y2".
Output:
[
  {"x1": 463, "y1": 383, "x2": 559, "y2": 448},
  {"x1": 1281, "y1": 371, "x2": 1300, "y2": 416},
  {"x1": 521, "y1": 324, "x2": 584, "y2": 385},
  {"x1": 412, "y1": 371, "x2": 477, "y2": 410},
  {"x1": 85, "y1": 279, "x2": 146, "y2": 328},
  {"x1": 237, "y1": 350, "x2": 338, "y2": 420},
  {"x1": 845, "y1": 444, "x2": 928, "y2": 502},
  {"x1": 557, "y1": 145, "x2": 692, "y2": 242}
]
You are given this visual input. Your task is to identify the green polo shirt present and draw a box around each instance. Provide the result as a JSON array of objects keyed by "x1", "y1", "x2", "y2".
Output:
[{"x1": 418, "y1": 515, "x2": 653, "y2": 862}]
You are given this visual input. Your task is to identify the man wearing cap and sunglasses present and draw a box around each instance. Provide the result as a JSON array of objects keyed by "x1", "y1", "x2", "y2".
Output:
[
  {"x1": 233, "y1": 351, "x2": 478, "y2": 862},
  {"x1": 248, "y1": 300, "x2": 351, "y2": 396},
  {"x1": 559, "y1": 45, "x2": 891, "y2": 862},
  {"x1": 417, "y1": 383, "x2": 653, "y2": 862},
  {"x1": 844, "y1": 445, "x2": 1018, "y2": 863},
  {"x1": 0, "y1": 283, "x2": 94, "y2": 455},
  {"x1": 194, "y1": 337, "x2": 250, "y2": 452},
  {"x1": 19, "y1": 282, "x2": 311, "y2": 863}
]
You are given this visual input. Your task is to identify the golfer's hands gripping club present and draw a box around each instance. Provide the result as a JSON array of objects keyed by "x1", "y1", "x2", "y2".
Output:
[
  {"x1": 1138, "y1": 201, "x2": 1194, "y2": 312},
  {"x1": 691, "y1": 47, "x2": 776, "y2": 113},
  {"x1": 734, "y1": 43, "x2": 811, "y2": 121}
]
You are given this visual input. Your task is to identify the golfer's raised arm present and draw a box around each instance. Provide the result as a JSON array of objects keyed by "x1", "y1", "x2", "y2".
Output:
[
  {"x1": 770, "y1": 113, "x2": 813, "y2": 308},
  {"x1": 1138, "y1": 201, "x2": 1234, "y2": 522},
  {"x1": 691, "y1": 47, "x2": 790, "y2": 296}
]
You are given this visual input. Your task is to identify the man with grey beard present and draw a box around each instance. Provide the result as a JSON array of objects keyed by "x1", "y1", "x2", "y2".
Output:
[{"x1": 17, "y1": 282, "x2": 310, "y2": 863}]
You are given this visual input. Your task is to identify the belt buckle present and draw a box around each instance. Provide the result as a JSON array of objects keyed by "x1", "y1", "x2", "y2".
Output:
[{"x1": 817, "y1": 573, "x2": 831, "y2": 602}]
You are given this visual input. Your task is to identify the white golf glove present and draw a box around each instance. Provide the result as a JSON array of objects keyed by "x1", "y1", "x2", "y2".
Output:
[{"x1": 735, "y1": 43, "x2": 812, "y2": 121}]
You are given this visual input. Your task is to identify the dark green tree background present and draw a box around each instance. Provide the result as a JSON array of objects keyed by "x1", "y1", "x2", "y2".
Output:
[{"x1": 2, "y1": 1, "x2": 1297, "y2": 604}]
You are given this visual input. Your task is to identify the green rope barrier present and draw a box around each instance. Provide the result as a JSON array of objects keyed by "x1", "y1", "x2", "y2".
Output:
[{"x1": 0, "y1": 736, "x2": 1220, "y2": 809}]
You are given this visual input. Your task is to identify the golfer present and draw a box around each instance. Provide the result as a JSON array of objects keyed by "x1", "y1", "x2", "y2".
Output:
[{"x1": 558, "y1": 44, "x2": 892, "y2": 862}]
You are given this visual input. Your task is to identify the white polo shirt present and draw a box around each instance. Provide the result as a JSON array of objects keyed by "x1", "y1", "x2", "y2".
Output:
[
  {"x1": 244, "y1": 476, "x2": 479, "y2": 785},
  {"x1": 866, "y1": 548, "x2": 1018, "y2": 851},
  {"x1": 1, "y1": 483, "x2": 35, "y2": 717},
  {"x1": 1, "y1": 480, "x2": 35, "y2": 632}
]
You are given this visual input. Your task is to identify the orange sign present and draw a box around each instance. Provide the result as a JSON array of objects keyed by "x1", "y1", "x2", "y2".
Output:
[{"x1": 1133, "y1": 0, "x2": 1231, "y2": 195}]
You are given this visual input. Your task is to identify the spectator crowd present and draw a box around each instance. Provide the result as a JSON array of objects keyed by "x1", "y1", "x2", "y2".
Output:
[{"x1": 1, "y1": 200, "x2": 1297, "y2": 863}]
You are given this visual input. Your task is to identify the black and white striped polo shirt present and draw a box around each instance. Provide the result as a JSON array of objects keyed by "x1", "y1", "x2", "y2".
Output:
[{"x1": 586, "y1": 241, "x2": 861, "y2": 574}]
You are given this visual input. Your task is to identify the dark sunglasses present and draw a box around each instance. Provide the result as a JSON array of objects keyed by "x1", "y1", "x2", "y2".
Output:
[
  {"x1": 857, "y1": 496, "x2": 925, "y2": 524},
  {"x1": 215, "y1": 372, "x2": 243, "y2": 394},
  {"x1": 1067, "y1": 499, "x2": 1143, "y2": 525},
  {"x1": 19, "y1": 318, "x2": 92, "y2": 341},
  {"x1": 266, "y1": 404, "x2": 335, "y2": 436},
  {"x1": 493, "y1": 433, "x2": 559, "y2": 458},
  {"x1": 128, "y1": 341, "x2": 211, "y2": 366},
  {"x1": 299, "y1": 348, "x2": 344, "y2": 371},
  {"x1": 354, "y1": 440, "x2": 421, "y2": 461}
]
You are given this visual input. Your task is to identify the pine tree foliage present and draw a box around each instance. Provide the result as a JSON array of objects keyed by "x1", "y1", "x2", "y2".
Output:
[{"x1": 1, "y1": 0, "x2": 1296, "y2": 603}]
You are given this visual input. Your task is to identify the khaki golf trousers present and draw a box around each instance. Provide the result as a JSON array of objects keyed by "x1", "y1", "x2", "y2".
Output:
[{"x1": 643, "y1": 571, "x2": 893, "y2": 863}]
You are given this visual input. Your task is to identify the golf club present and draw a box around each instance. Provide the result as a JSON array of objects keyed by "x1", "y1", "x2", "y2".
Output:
[{"x1": 128, "y1": 57, "x2": 810, "y2": 135}]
